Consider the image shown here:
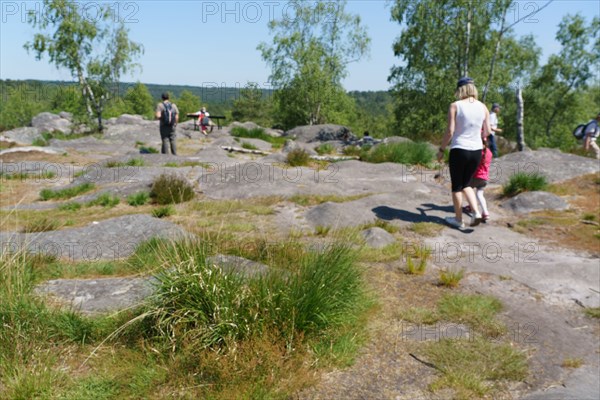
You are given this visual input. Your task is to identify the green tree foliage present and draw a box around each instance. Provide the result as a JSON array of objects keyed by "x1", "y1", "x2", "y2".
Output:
[
  {"x1": 123, "y1": 82, "x2": 154, "y2": 118},
  {"x1": 0, "y1": 83, "x2": 45, "y2": 130},
  {"x1": 389, "y1": 0, "x2": 539, "y2": 142},
  {"x1": 172, "y1": 90, "x2": 201, "y2": 122},
  {"x1": 525, "y1": 14, "x2": 600, "y2": 149},
  {"x1": 25, "y1": 0, "x2": 143, "y2": 131},
  {"x1": 232, "y1": 82, "x2": 273, "y2": 127},
  {"x1": 258, "y1": 0, "x2": 370, "y2": 129}
]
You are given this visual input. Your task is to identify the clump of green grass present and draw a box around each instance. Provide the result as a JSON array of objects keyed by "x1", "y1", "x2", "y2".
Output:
[
  {"x1": 230, "y1": 126, "x2": 286, "y2": 145},
  {"x1": 152, "y1": 205, "x2": 175, "y2": 218},
  {"x1": 132, "y1": 239, "x2": 367, "y2": 351},
  {"x1": 405, "y1": 247, "x2": 430, "y2": 275},
  {"x1": 424, "y1": 338, "x2": 528, "y2": 398},
  {"x1": 32, "y1": 137, "x2": 48, "y2": 147},
  {"x1": 22, "y1": 217, "x2": 60, "y2": 233},
  {"x1": 39, "y1": 182, "x2": 95, "y2": 201},
  {"x1": 164, "y1": 161, "x2": 207, "y2": 168},
  {"x1": 0, "y1": 171, "x2": 56, "y2": 181},
  {"x1": 361, "y1": 142, "x2": 435, "y2": 166},
  {"x1": 437, "y1": 293, "x2": 504, "y2": 337},
  {"x1": 582, "y1": 213, "x2": 597, "y2": 221},
  {"x1": 502, "y1": 172, "x2": 548, "y2": 197},
  {"x1": 286, "y1": 148, "x2": 310, "y2": 167},
  {"x1": 58, "y1": 202, "x2": 82, "y2": 212},
  {"x1": 87, "y1": 192, "x2": 120, "y2": 208},
  {"x1": 439, "y1": 268, "x2": 465, "y2": 288},
  {"x1": 315, "y1": 226, "x2": 331, "y2": 236},
  {"x1": 150, "y1": 173, "x2": 195, "y2": 205},
  {"x1": 106, "y1": 158, "x2": 145, "y2": 168},
  {"x1": 315, "y1": 143, "x2": 335, "y2": 155},
  {"x1": 584, "y1": 307, "x2": 600, "y2": 319},
  {"x1": 241, "y1": 142, "x2": 258, "y2": 150},
  {"x1": 411, "y1": 222, "x2": 444, "y2": 237},
  {"x1": 127, "y1": 192, "x2": 150, "y2": 207},
  {"x1": 343, "y1": 145, "x2": 362, "y2": 157},
  {"x1": 289, "y1": 193, "x2": 369, "y2": 207}
]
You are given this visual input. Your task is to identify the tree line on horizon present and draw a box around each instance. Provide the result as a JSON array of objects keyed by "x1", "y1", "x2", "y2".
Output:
[{"x1": 0, "y1": 0, "x2": 598, "y2": 153}]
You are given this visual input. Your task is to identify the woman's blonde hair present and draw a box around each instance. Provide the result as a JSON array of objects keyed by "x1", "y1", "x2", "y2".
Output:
[{"x1": 455, "y1": 83, "x2": 478, "y2": 100}]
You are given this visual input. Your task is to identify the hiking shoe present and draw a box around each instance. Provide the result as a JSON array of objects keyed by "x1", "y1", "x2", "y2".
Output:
[
  {"x1": 445, "y1": 217, "x2": 465, "y2": 229},
  {"x1": 482, "y1": 213, "x2": 490, "y2": 222},
  {"x1": 462, "y1": 205, "x2": 472, "y2": 214},
  {"x1": 470, "y1": 213, "x2": 483, "y2": 227}
]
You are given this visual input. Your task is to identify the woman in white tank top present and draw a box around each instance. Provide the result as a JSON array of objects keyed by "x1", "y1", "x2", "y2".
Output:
[{"x1": 437, "y1": 77, "x2": 491, "y2": 229}]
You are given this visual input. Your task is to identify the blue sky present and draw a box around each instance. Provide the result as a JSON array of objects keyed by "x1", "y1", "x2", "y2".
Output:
[{"x1": 1, "y1": 0, "x2": 598, "y2": 91}]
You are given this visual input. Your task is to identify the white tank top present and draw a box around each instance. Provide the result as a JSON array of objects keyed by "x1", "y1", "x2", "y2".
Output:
[{"x1": 451, "y1": 99, "x2": 485, "y2": 151}]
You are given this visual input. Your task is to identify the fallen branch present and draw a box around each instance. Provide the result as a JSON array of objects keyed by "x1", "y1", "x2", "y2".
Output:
[
  {"x1": 580, "y1": 220, "x2": 600, "y2": 226},
  {"x1": 409, "y1": 353, "x2": 442, "y2": 371},
  {"x1": 220, "y1": 146, "x2": 271, "y2": 155},
  {"x1": 309, "y1": 155, "x2": 359, "y2": 161}
]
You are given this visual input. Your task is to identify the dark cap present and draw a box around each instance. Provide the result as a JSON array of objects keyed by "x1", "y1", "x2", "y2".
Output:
[
  {"x1": 492, "y1": 103, "x2": 501, "y2": 110},
  {"x1": 161, "y1": 92, "x2": 169, "y2": 100},
  {"x1": 457, "y1": 77, "x2": 474, "y2": 88}
]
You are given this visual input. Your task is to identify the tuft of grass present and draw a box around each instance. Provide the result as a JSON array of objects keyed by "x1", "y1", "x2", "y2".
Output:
[
  {"x1": 22, "y1": 217, "x2": 60, "y2": 233},
  {"x1": 361, "y1": 142, "x2": 435, "y2": 166},
  {"x1": 58, "y1": 202, "x2": 82, "y2": 212},
  {"x1": 138, "y1": 146, "x2": 159, "y2": 154},
  {"x1": 286, "y1": 148, "x2": 310, "y2": 167},
  {"x1": 106, "y1": 158, "x2": 146, "y2": 168},
  {"x1": 411, "y1": 222, "x2": 444, "y2": 237},
  {"x1": 424, "y1": 338, "x2": 528, "y2": 398},
  {"x1": 343, "y1": 145, "x2": 362, "y2": 157},
  {"x1": 314, "y1": 225, "x2": 331, "y2": 236},
  {"x1": 405, "y1": 257, "x2": 424, "y2": 275},
  {"x1": 150, "y1": 173, "x2": 195, "y2": 205},
  {"x1": 39, "y1": 182, "x2": 95, "y2": 201},
  {"x1": 87, "y1": 192, "x2": 120, "y2": 208},
  {"x1": 503, "y1": 172, "x2": 548, "y2": 197},
  {"x1": 397, "y1": 307, "x2": 440, "y2": 325},
  {"x1": 230, "y1": 126, "x2": 286, "y2": 145},
  {"x1": 584, "y1": 307, "x2": 600, "y2": 319},
  {"x1": 437, "y1": 293, "x2": 505, "y2": 338},
  {"x1": 241, "y1": 141, "x2": 259, "y2": 150},
  {"x1": 152, "y1": 205, "x2": 175, "y2": 218},
  {"x1": 164, "y1": 161, "x2": 208, "y2": 168},
  {"x1": 439, "y1": 268, "x2": 465, "y2": 288},
  {"x1": 0, "y1": 171, "x2": 56, "y2": 181},
  {"x1": 361, "y1": 219, "x2": 400, "y2": 234},
  {"x1": 289, "y1": 193, "x2": 369, "y2": 207},
  {"x1": 315, "y1": 143, "x2": 335, "y2": 155},
  {"x1": 561, "y1": 358, "x2": 583, "y2": 368},
  {"x1": 32, "y1": 137, "x2": 48, "y2": 146},
  {"x1": 127, "y1": 192, "x2": 150, "y2": 207},
  {"x1": 582, "y1": 213, "x2": 597, "y2": 221}
]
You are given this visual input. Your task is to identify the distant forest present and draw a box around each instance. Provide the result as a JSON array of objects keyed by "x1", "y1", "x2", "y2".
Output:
[{"x1": 0, "y1": 79, "x2": 393, "y2": 136}]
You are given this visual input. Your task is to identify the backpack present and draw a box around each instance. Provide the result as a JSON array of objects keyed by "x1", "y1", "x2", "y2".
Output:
[
  {"x1": 161, "y1": 102, "x2": 177, "y2": 127},
  {"x1": 574, "y1": 120, "x2": 599, "y2": 140}
]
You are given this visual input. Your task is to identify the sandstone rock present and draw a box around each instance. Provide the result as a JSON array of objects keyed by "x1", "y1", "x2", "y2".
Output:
[
  {"x1": 284, "y1": 124, "x2": 357, "y2": 143},
  {"x1": 361, "y1": 227, "x2": 396, "y2": 248},
  {"x1": 500, "y1": 191, "x2": 569, "y2": 214},
  {"x1": 31, "y1": 112, "x2": 72, "y2": 134}
]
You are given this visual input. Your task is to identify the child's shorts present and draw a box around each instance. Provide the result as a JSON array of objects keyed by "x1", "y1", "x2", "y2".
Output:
[{"x1": 469, "y1": 177, "x2": 488, "y2": 189}]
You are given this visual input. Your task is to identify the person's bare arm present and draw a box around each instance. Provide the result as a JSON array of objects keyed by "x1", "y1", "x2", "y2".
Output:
[
  {"x1": 482, "y1": 106, "x2": 491, "y2": 139},
  {"x1": 438, "y1": 103, "x2": 456, "y2": 160},
  {"x1": 584, "y1": 135, "x2": 591, "y2": 150},
  {"x1": 155, "y1": 104, "x2": 161, "y2": 120}
]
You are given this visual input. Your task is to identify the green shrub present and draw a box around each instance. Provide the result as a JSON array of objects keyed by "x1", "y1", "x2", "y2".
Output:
[
  {"x1": 342, "y1": 145, "x2": 362, "y2": 157},
  {"x1": 39, "y1": 182, "x2": 95, "y2": 201},
  {"x1": 127, "y1": 192, "x2": 150, "y2": 207},
  {"x1": 150, "y1": 174, "x2": 195, "y2": 205},
  {"x1": 152, "y1": 205, "x2": 175, "y2": 218},
  {"x1": 315, "y1": 143, "x2": 335, "y2": 155},
  {"x1": 361, "y1": 142, "x2": 435, "y2": 166},
  {"x1": 32, "y1": 137, "x2": 48, "y2": 147},
  {"x1": 287, "y1": 148, "x2": 310, "y2": 167},
  {"x1": 503, "y1": 172, "x2": 548, "y2": 197},
  {"x1": 87, "y1": 193, "x2": 120, "y2": 208}
]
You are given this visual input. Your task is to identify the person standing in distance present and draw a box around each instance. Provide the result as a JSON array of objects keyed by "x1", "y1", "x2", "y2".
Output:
[
  {"x1": 488, "y1": 103, "x2": 502, "y2": 157},
  {"x1": 583, "y1": 113, "x2": 600, "y2": 160},
  {"x1": 155, "y1": 93, "x2": 179, "y2": 155},
  {"x1": 437, "y1": 77, "x2": 491, "y2": 229}
]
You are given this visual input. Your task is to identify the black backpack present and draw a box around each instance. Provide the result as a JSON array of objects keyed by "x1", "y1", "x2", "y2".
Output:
[
  {"x1": 573, "y1": 120, "x2": 598, "y2": 140},
  {"x1": 161, "y1": 102, "x2": 177, "y2": 127}
]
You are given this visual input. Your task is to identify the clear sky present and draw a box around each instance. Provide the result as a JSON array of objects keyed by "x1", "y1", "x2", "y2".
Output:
[{"x1": 0, "y1": 0, "x2": 598, "y2": 91}]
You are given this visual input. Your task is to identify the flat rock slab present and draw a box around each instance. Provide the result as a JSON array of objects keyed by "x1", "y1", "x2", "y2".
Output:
[
  {"x1": 35, "y1": 276, "x2": 156, "y2": 315},
  {"x1": 500, "y1": 191, "x2": 569, "y2": 214},
  {"x1": 423, "y1": 225, "x2": 600, "y2": 308},
  {"x1": 1, "y1": 214, "x2": 188, "y2": 261},
  {"x1": 491, "y1": 148, "x2": 599, "y2": 185},
  {"x1": 201, "y1": 159, "x2": 422, "y2": 200}
]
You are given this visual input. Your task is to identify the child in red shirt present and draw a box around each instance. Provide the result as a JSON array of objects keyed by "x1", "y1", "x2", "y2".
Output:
[{"x1": 464, "y1": 139, "x2": 492, "y2": 221}]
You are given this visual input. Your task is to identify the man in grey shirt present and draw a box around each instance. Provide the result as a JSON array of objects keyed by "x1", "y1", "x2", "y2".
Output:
[{"x1": 155, "y1": 93, "x2": 179, "y2": 155}]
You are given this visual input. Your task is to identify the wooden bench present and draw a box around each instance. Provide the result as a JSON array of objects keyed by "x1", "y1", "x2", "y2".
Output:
[{"x1": 186, "y1": 113, "x2": 226, "y2": 132}]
